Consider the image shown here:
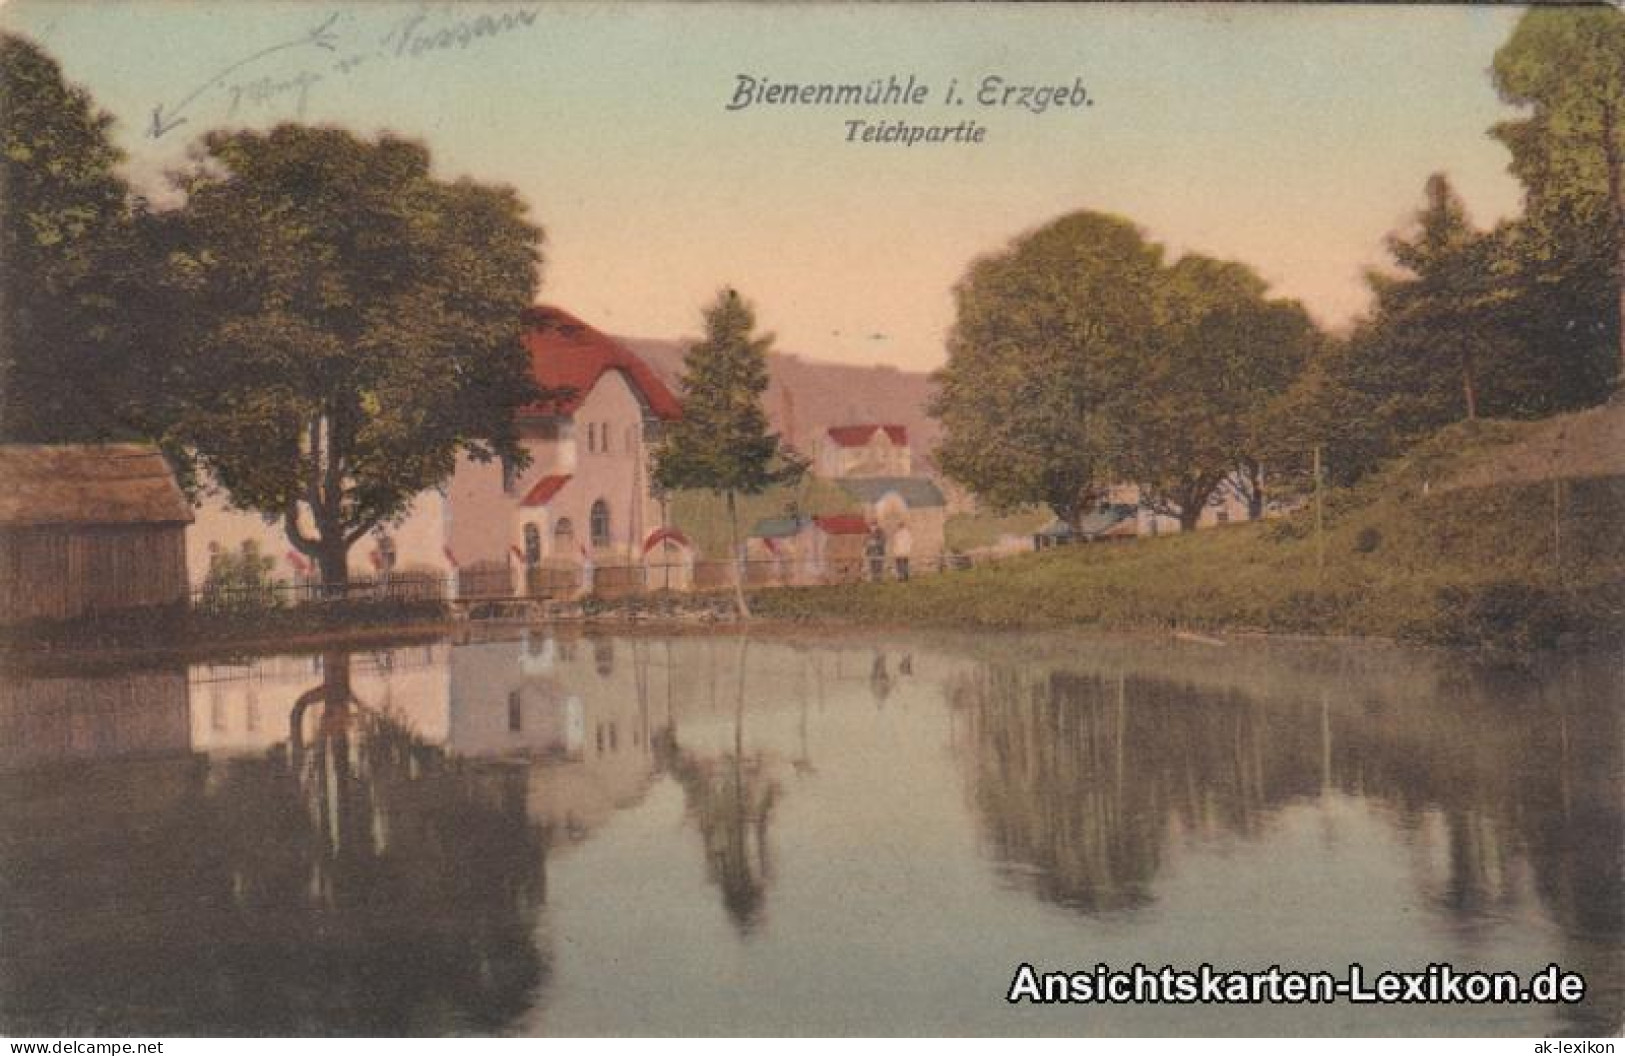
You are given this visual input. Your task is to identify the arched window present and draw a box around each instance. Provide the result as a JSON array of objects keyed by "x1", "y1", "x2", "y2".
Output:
[
  {"x1": 554, "y1": 517, "x2": 575, "y2": 550},
  {"x1": 590, "y1": 500, "x2": 611, "y2": 548},
  {"x1": 522, "y1": 523, "x2": 541, "y2": 566}
]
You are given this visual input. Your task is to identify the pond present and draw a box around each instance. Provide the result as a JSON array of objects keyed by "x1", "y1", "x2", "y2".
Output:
[{"x1": 0, "y1": 630, "x2": 1619, "y2": 1036}]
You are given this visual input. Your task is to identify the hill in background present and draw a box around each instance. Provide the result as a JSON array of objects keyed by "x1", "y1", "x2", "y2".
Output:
[
  {"x1": 759, "y1": 403, "x2": 1625, "y2": 648},
  {"x1": 619, "y1": 337, "x2": 942, "y2": 466}
]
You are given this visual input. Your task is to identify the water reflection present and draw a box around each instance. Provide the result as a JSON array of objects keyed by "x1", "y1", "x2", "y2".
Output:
[
  {"x1": 0, "y1": 651, "x2": 547, "y2": 1036},
  {"x1": 662, "y1": 640, "x2": 783, "y2": 933},
  {"x1": 950, "y1": 644, "x2": 1623, "y2": 1034},
  {"x1": 0, "y1": 633, "x2": 1619, "y2": 1036}
]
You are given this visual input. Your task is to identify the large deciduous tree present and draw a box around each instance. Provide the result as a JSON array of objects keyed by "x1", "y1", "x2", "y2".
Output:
[
  {"x1": 932, "y1": 212, "x2": 1161, "y2": 531},
  {"x1": 156, "y1": 125, "x2": 544, "y2": 589},
  {"x1": 0, "y1": 33, "x2": 143, "y2": 441},
  {"x1": 1118, "y1": 255, "x2": 1318, "y2": 530},
  {"x1": 1493, "y1": 6, "x2": 1625, "y2": 388},
  {"x1": 652, "y1": 289, "x2": 804, "y2": 618}
]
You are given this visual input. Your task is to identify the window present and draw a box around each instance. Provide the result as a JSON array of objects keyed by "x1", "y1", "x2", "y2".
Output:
[
  {"x1": 590, "y1": 500, "x2": 611, "y2": 548},
  {"x1": 554, "y1": 517, "x2": 575, "y2": 550},
  {"x1": 586, "y1": 423, "x2": 597, "y2": 454},
  {"x1": 523, "y1": 523, "x2": 541, "y2": 566},
  {"x1": 508, "y1": 690, "x2": 522, "y2": 732}
]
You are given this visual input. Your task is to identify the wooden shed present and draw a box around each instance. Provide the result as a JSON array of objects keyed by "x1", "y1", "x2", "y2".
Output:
[{"x1": 0, "y1": 445, "x2": 194, "y2": 623}]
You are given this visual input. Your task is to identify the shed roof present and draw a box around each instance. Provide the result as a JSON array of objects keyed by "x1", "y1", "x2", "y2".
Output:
[
  {"x1": 750, "y1": 515, "x2": 812, "y2": 539},
  {"x1": 0, "y1": 445, "x2": 194, "y2": 528},
  {"x1": 814, "y1": 513, "x2": 871, "y2": 536},
  {"x1": 835, "y1": 476, "x2": 946, "y2": 508}
]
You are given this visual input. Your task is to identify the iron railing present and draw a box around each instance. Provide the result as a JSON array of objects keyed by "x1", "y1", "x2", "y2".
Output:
[{"x1": 190, "y1": 553, "x2": 981, "y2": 611}]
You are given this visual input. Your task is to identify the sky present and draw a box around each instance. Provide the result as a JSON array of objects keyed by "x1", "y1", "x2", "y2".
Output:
[{"x1": 1, "y1": 1, "x2": 1530, "y2": 372}]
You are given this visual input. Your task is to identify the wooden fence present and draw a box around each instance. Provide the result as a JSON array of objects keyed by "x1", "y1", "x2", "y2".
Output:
[{"x1": 186, "y1": 553, "x2": 982, "y2": 613}]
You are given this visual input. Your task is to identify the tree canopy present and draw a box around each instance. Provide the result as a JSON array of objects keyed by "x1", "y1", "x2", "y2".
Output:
[
  {"x1": 932, "y1": 212, "x2": 1161, "y2": 528},
  {"x1": 152, "y1": 124, "x2": 545, "y2": 587},
  {"x1": 0, "y1": 32, "x2": 142, "y2": 441},
  {"x1": 1121, "y1": 254, "x2": 1318, "y2": 528},
  {"x1": 933, "y1": 211, "x2": 1314, "y2": 530},
  {"x1": 1492, "y1": 5, "x2": 1625, "y2": 387}
]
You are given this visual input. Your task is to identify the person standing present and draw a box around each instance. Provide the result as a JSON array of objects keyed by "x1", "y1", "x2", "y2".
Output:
[
  {"x1": 891, "y1": 523, "x2": 914, "y2": 582},
  {"x1": 865, "y1": 523, "x2": 886, "y2": 582}
]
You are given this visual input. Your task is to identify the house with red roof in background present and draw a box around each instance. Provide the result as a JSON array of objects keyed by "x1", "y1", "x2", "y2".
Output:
[
  {"x1": 816, "y1": 424, "x2": 912, "y2": 478},
  {"x1": 187, "y1": 306, "x2": 687, "y2": 596}
]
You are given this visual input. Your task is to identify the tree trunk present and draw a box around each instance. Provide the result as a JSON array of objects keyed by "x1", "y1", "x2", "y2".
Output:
[
  {"x1": 1176, "y1": 475, "x2": 1219, "y2": 533},
  {"x1": 726, "y1": 490, "x2": 751, "y2": 619},
  {"x1": 1602, "y1": 97, "x2": 1625, "y2": 388},
  {"x1": 1243, "y1": 460, "x2": 1265, "y2": 521},
  {"x1": 1617, "y1": 235, "x2": 1625, "y2": 390},
  {"x1": 318, "y1": 536, "x2": 350, "y2": 597},
  {"x1": 1462, "y1": 356, "x2": 1478, "y2": 421}
]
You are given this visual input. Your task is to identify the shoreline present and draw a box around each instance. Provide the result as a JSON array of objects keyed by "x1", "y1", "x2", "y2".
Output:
[{"x1": 4, "y1": 600, "x2": 1611, "y2": 675}]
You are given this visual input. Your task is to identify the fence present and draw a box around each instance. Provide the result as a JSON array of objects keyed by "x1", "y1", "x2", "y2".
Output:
[
  {"x1": 191, "y1": 570, "x2": 450, "y2": 613},
  {"x1": 190, "y1": 553, "x2": 983, "y2": 613}
]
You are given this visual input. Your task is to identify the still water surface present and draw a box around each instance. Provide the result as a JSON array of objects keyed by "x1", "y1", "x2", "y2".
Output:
[{"x1": 1, "y1": 631, "x2": 1619, "y2": 1036}]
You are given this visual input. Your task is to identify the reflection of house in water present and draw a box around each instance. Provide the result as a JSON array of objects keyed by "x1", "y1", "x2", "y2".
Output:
[
  {"x1": 188, "y1": 645, "x2": 452, "y2": 756},
  {"x1": 0, "y1": 650, "x2": 549, "y2": 1036},
  {"x1": 0, "y1": 665, "x2": 192, "y2": 771},
  {"x1": 447, "y1": 632, "x2": 670, "y2": 842}
]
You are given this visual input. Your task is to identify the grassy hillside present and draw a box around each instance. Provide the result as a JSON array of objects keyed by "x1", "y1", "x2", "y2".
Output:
[
  {"x1": 755, "y1": 416, "x2": 1625, "y2": 648},
  {"x1": 622, "y1": 336, "x2": 941, "y2": 463}
]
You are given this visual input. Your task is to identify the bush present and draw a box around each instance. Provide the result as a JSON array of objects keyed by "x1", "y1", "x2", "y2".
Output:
[
  {"x1": 1433, "y1": 581, "x2": 1573, "y2": 649},
  {"x1": 1354, "y1": 526, "x2": 1382, "y2": 554},
  {"x1": 200, "y1": 539, "x2": 285, "y2": 612}
]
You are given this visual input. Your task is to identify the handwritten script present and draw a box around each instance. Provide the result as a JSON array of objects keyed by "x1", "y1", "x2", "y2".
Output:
[{"x1": 148, "y1": 7, "x2": 539, "y2": 138}]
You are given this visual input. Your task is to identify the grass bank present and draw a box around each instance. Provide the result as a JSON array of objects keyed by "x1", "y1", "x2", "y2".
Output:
[
  {"x1": 0, "y1": 597, "x2": 452, "y2": 660},
  {"x1": 755, "y1": 419, "x2": 1625, "y2": 649}
]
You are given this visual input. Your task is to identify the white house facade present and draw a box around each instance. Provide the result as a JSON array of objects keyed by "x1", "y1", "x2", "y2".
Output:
[{"x1": 186, "y1": 306, "x2": 683, "y2": 595}]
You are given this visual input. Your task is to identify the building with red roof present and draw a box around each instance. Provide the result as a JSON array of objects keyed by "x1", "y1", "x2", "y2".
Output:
[
  {"x1": 816, "y1": 423, "x2": 912, "y2": 479},
  {"x1": 438, "y1": 307, "x2": 685, "y2": 590},
  {"x1": 184, "y1": 306, "x2": 693, "y2": 596},
  {"x1": 520, "y1": 307, "x2": 681, "y2": 422}
]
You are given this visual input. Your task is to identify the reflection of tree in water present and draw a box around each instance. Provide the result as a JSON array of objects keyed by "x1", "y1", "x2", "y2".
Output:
[
  {"x1": 953, "y1": 667, "x2": 1321, "y2": 912},
  {"x1": 953, "y1": 654, "x2": 1623, "y2": 1033},
  {"x1": 660, "y1": 639, "x2": 782, "y2": 934},
  {"x1": 0, "y1": 651, "x2": 551, "y2": 1036}
]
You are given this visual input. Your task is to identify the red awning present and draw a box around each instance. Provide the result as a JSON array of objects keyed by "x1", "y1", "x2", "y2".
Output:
[
  {"x1": 520, "y1": 474, "x2": 572, "y2": 507},
  {"x1": 642, "y1": 527, "x2": 692, "y2": 556}
]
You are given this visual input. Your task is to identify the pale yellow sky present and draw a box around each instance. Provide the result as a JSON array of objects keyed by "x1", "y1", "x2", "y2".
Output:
[{"x1": 2, "y1": 2, "x2": 1529, "y2": 371}]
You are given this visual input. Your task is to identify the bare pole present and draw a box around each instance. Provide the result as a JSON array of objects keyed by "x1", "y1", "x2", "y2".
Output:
[
  {"x1": 1313, "y1": 444, "x2": 1326, "y2": 586},
  {"x1": 1553, "y1": 477, "x2": 1563, "y2": 576}
]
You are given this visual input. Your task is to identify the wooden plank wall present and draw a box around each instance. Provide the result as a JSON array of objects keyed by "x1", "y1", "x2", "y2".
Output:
[{"x1": 0, "y1": 525, "x2": 189, "y2": 623}]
